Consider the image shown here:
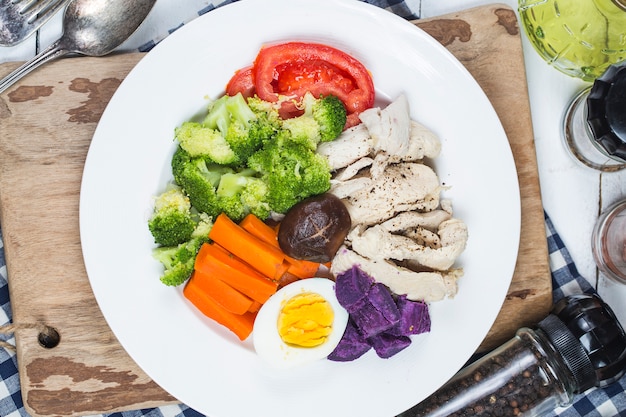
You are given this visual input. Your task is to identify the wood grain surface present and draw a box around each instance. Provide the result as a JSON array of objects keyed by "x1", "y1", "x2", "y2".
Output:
[{"x1": 0, "y1": 4, "x2": 551, "y2": 416}]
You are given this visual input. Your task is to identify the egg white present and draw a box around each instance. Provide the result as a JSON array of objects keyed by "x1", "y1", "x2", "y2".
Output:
[{"x1": 253, "y1": 277, "x2": 349, "y2": 369}]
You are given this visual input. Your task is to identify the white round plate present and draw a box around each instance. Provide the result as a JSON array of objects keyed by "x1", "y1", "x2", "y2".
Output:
[{"x1": 80, "y1": 0, "x2": 521, "y2": 416}]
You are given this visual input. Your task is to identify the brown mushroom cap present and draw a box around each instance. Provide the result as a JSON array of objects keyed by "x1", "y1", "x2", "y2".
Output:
[{"x1": 278, "y1": 193, "x2": 352, "y2": 263}]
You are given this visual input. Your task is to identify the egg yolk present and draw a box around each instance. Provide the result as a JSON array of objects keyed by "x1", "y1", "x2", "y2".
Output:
[{"x1": 277, "y1": 292, "x2": 334, "y2": 347}]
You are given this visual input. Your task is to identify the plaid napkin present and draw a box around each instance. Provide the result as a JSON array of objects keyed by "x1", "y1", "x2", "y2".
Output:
[{"x1": 1, "y1": 1, "x2": 626, "y2": 416}]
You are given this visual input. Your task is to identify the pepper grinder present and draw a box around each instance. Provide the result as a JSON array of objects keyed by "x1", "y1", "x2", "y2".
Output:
[
  {"x1": 563, "y1": 60, "x2": 626, "y2": 171},
  {"x1": 398, "y1": 293, "x2": 626, "y2": 417}
]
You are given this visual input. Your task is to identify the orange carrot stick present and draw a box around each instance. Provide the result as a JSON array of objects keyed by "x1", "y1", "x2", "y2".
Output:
[
  {"x1": 195, "y1": 242, "x2": 278, "y2": 304},
  {"x1": 240, "y1": 213, "x2": 321, "y2": 278},
  {"x1": 183, "y1": 276, "x2": 256, "y2": 341},
  {"x1": 191, "y1": 269, "x2": 254, "y2": 315},
  {"x1": 209, "y1": 213, "x2": 288, "y2": 280},
  {"x1": 239, "y1": 214, "x2": 280, "y2": 246},
  {"x1": 248, "y1": 300, "x2": 263, "y2": 313}
]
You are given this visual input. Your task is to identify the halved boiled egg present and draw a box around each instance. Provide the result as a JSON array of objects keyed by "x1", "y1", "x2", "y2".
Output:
[{"x1": 253, "y1": 277, "x2": 349, "y2": 368}]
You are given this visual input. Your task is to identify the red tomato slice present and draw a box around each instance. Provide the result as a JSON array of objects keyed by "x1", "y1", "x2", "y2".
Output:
[
  {"x1": 254, "y1": 42, "x2": 374, "y2": 124},
  {"x1": 274, "y1": 61, "x2": 356, "y2": 96},
  {"x1": 225, "y1": 66, "x2": 256, "y2": 99},
  {"x1": 226, "y1": 42, "x2": 375, "y2": 128}
]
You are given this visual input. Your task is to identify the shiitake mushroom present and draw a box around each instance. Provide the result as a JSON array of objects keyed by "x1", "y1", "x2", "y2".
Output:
[{"x1": 278, "y1": 193, "x2": 351, "y2": 263}]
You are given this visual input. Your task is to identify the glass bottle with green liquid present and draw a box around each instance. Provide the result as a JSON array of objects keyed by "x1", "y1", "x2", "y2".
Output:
[{"x1": 518, "y1": 0, "x2": 626, "y2": 81}]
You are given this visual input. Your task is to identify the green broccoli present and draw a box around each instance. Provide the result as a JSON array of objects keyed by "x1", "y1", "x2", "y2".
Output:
[
  {"x1": 148, "y1": 186, "x2": 197, "y2": 246},
  {"x1": 171, "y1": 146, "x2": 271, "y2": 221},
  {"x1": 174, "y1": 122, "x2": 237, "y2": 165},
  {"x1": 203, "y1": 93, "x2": 280, "y2": 163},
  {"x1": 152, "y1": 213, "x2": 213, "y2": 286},
  {"x1": 280, "y1": 93, "x2": 347, "y2": 150},
  {"x1": 191, "y1": 211, "x2": 213, "y2": 240},
  {"x1": 171, "y1": 146, "x2": 233, "y2": 217},
  {"x1": 247, "y1": 140, "x2": 331, "y2": 213},
  {"x1": 216, "y1": 169, "x2": 271, "y2": 221}
]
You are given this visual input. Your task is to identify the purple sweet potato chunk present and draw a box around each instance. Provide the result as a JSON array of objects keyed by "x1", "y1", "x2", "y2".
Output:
[
  {"x1": 390, "y1": 295, "x2": 431, "y2": 336},
  {"x1": 350, "y1": 284, "x2": 400, "y2": 339},
  {"x1": 328, "y1": 319, "x2": 372, "y2": 362},
  {"x1": 368, "y1": 283, "x2": 401, "y2": 324},
  {"x1": 369, "y1": 333, "x2": 412, "y2": 359},
  {"x1": 350, "y1": 297, "x2": 394, "y2": 338},
  {"x1": 335, "y1": 265, "x2": 374, "y2": 311}
]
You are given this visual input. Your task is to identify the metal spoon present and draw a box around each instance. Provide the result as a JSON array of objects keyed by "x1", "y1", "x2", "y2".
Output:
[{"x1": 0, "y1": 0, "x2": 156, "y2": 94}]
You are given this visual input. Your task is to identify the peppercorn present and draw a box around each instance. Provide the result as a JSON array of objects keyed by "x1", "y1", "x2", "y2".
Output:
[{"x1": 397, "y1": 294, "x2": 626, "y2": 417}]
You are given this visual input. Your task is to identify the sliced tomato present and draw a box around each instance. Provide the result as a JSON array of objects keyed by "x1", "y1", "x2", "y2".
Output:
[
  {"x1": 274, "y1": 61, "x2": 356, "y2": 95},
  {"x1": 225, "y1": 66, "x2": 256, "y2": 99},
  {"x1": 254, "y1": 42, "x2": 374, "y2": 125},
  {"x1": 226, "y1": 42, "x2": 375, "y2": 128}
]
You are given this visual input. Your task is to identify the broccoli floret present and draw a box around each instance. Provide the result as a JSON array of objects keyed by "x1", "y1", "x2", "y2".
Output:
[
  {"x1": 280, "y1": 93, "x2": 347, "y2": 150},
  {"x1": 148, "y1": 186, "x2": 197, "y2": 246},
  {"x1": 152, "y1": 244, "x2": 195, "y2": 286},
  {"x1": 191, "y1": 211, "x2": 213, "y2": 240},
  {"x1": 204, "y1": 92, "x2": 257, "y2": 133},
  {"x1": 247, "y1": 96, "x2": 283, "y2": 134},
  {"x1": 203, "y1": 93, "x2": 279, "y2": 163},
  {"x1": 216, "y1": 169, "x2": 271, "y2": 221},
  {"x1": 171, "y1": 146, "x2": 271, "y2": 221},
  {"x1": 174, "y1": 122, "x2": 237, "y2": 165},
  {"x1": 171, "y1": 146, "x2": 232, "y2": 216},
  {"x1": 248, "y1": 140, "x2": 331, "y2": 213},
  {"x1": 152, "y1": 213, "x2": 213, "y2": 287},
  {"x1": 239, "y1": 176, "x2": 272, "y2": 220},
  {"x1": 152, "y1": 237, "x2": 201, "y2": 287}
]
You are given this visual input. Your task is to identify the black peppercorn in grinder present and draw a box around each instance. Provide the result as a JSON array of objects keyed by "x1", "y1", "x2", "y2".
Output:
[
  {"x1": 398, "y1": 293, "x2": 626, "y2": 417},
  {"x1": 564, "y1": 60, "x2": 626, "y2": 171}
]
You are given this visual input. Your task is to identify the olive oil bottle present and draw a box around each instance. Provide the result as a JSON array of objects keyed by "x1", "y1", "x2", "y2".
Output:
[{"x1": 519, "y1": 0, "x2": 626, "y2": 81}]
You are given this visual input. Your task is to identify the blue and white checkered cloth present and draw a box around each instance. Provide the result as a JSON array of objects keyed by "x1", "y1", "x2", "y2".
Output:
[
  {"x1": 2, "y1": 1, "x2": 626, "y2": 416},
  {"x1": 544, "y1": 213, "x2": 626, "y2": 417}
]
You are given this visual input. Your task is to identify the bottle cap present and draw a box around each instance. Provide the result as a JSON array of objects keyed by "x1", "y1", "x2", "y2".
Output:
[
  {"x1": 587, "y1": 62, "x2": 626, "y2": 161},
  {"x1": 540, "y1": 294, "x2": 626, "y2": 393}
]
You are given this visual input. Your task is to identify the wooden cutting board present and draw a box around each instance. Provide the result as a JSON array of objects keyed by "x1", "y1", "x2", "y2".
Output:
[{"x1": 0, "y1": 4, "x2": 551, "y2": 416}]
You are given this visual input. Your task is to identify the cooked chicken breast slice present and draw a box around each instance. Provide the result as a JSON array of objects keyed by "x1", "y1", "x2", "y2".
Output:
[
  {"x1": 329, "y1": 177, "x2": 373, "y2": 200},
  {"x1": 359, "y1": 94, "x2": 411, "y2": 157},
  {"x1": 348, "y1": 219, "x2": 468, "y2": 271},
  {"x1": 334, "y1": 162, "x2": 441, "y2": 226},
  {"x1": 406, "y1": 120, "x2": 442, "y2": 160},
  {"x1": 317, "y1": 123, "x2": 372, "y2": 171},
  {"x1": 333, "y1": 157, "x2": 374, "y2": 181},
  {"x1": 381, "y1": 210, "x2": 452, "y2": 233},
  {"x1": 331, "y1": 246, "x2": 461, "y2": 302}
]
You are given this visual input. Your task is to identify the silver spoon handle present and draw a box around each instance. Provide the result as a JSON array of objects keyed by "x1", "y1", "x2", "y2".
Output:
[{"x1": 0, "y1": 40, "x2": 69, "y2": 94}]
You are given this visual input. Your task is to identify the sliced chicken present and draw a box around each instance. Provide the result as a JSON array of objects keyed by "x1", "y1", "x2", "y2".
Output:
[
  {"x1": 369, "y1": 151, "x2": 392, "y2": 179},
  {"x1": 333, "y1": 162, "x2": 442, "y2": 226},
  {"x1": 358, "y1": 94, "x2": 411, "y2": 157},
  {"x1": 331, "y1": 246, "x2": 461, "y2": 302},
  {"x1": 406, "y1": 120, "x2": 442, "y2": 160},
  {"x1": 322, "y1": 94, "x2": 467, "y2": 305},
  {"x1": 380, "y1": 210, "x2": 452, "y2": 233},
  {"x1": 329, "y1": 177, "x2": 372, "y2": 200},
  {"x1": 333, "y1": 157, "x2": 374, "y2": 181},
  {"x1": 441, "y1": 199, "x2": 453, "y2": 214},
  {"x1": 317, "y1": 123, "x2": 372, "y2": 171},
  {"x1": 405, "y1": 227, "x2": 442, "y2": 248},
  {"x1": 348, "y1": 219, "x2": 468, "y2": 271}
]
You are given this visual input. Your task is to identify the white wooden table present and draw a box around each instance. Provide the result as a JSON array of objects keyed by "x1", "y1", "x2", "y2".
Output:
[{"x1": 2, "y1": 0, "x2": 625, "y2": 350}]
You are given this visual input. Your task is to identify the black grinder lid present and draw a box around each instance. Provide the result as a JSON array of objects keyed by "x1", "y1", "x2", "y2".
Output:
[
  {"x1": 587, "y1": 61, "x2": 626, "y2": 161},
  {"x1": 540, "y1": 293, "x2": 626, "y2": 393}
]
